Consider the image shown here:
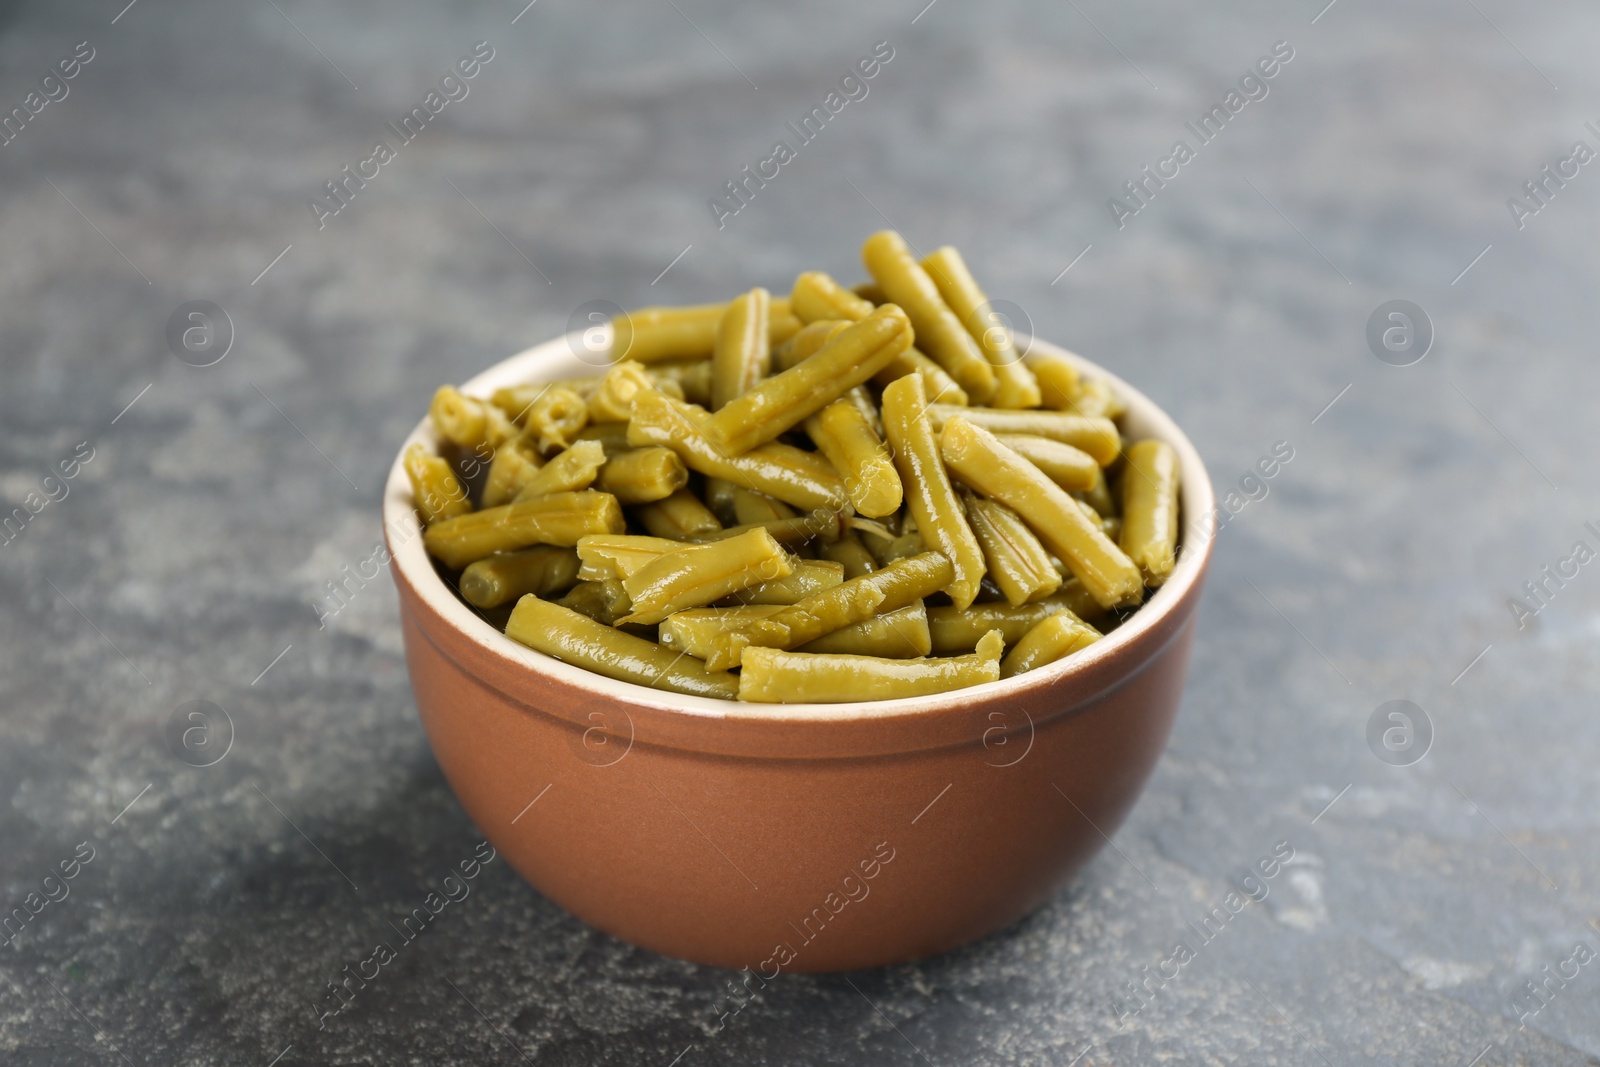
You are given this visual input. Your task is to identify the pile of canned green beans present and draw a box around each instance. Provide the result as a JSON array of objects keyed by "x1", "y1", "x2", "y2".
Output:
[{"x1": 405, "y1": 231, "x2": 1180, "y2": 703}]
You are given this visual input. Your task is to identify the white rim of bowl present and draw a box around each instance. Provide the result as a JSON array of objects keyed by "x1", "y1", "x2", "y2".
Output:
[{"x1": 383, "y1": 329, "x2": 1216, "y2": 724}]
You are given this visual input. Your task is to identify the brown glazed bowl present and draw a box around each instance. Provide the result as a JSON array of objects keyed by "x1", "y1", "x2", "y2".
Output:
[{"x1": 383, "y1": 332, "x2": 1215, "y2": 973}]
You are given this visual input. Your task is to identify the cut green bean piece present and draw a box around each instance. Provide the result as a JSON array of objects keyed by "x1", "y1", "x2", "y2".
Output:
[
  {"x1": 963, "y1": 492, "x2": 1063, "y2": 607},
  {"x1": 721, "y1": 559, "x2": 844, "y2": 605},
  {"x1": 702, "y1": 304, "x2": 912, "y2": 454},
  {"x1": 925, "y1": 406, "x2": 1120, "y2": 466},
  {"x1": 595, "y1": 446, "x2": 688, "y2": 505},
  {"x1": 806, "y1": 398, "x2": 903, "y2": 518},
  {"x1": 588, "y1": 362, "x2": 667, "y2": 423},
  {"x1": 480, "y1": 440, "x2": 543, "y2": 508},
  {"x1": 404, "y1": 443, "x2": 472, "y2": 525},
  {"x1": 575, "y1": 533, "x2": 685, "y2": 582},
  {"x1": 646, "y1": 360, "x2": 711, "y2": 407},
  {"x1": 557, "y1": 579, "x2": 634, "y2": 627},
  {"x1": 1026, "y1": 352, "x2": 1082, "y2": 410},
  {"x1": 820, "y1": 531, "x2": 878, "y2": 578},
  {"x1": 862, "y1": 230, "x2": 997, "y2": 404},
  {"x1": 730, "y1": 487, "x2": 797, "y2": 525},
  {"x1": 925, "y1": 589, "x2": 1104, "y2": 655},
  {"x1": 459, "y1": 546, "x2": 581, "y2": 608},
  {"x1": 1119, "y1": 439, "x2": 1180, "y2": 587},
  {"x1": 921, "y1": 245, "x2": 1041, "y2": 409},
  {"x1": 627, "y1": 390, "x2": 848, "y2": 512},
  {"x1": 424, "y1": 490, "x2": 625, "y2": 569},
  {"x1": 994, "y1": 434, "x2": 1099, "y2": 492},
  {"x1": 882, "y1": 374, "x2": 987, "y2": 609},
  {"x1": 523, "y1": 387, "x2": 590, "y2": 453},
  {"x1": 635, "y1": 489, "x2": 722, "y2": 540},
  {"x1": 513, "y1": 439, "x2": 607, "y2": 501},
  {"x1": 738, "y1": 629, "x2": 1003, "y2": 703},
  {"x1": 704, "y1": 551, "x2": 953, "y2": 670},
  {"x1": 506, "y1": 596, "x2": 739, "y2": 700},
  {"x1": 1000, "y1": 610, "x2": 1102, "y2": 678},
  {"x1": 940, "y1": 416, "x2": 1142, "y2": 609},
  {"x1": 695, "y1": 509, "x2": 848, "y2": 550},
  {"x1": 711, "y1": 287, "x2": 771, "y2": 411},
  {"x1": 662, "y1": 601, "x2": 929, "y2": 660},
  {"x1": 619, "y1": 527, "x2": 793, "y2": 626},
  {"x1": 430, "y1": 386, "x2": 516, "y2": 449}
]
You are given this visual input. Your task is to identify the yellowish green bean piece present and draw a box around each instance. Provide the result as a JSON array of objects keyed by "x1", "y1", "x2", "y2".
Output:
[
  {"x1": 1065, "y1": 376, "x2": 1124, "y2": 420},
  {"x1": 594, "y1": 447, "x2": 689, "y2": 506},
  {"x1": 963, "y1": 492, "x2": 1063, "y2": 607},
  {"x1": 697, "y1": 509, "x2": 848, "y2": 550},
  {"x1": 646, "y1": 360, "x2": 711, "y2": 407},
  {"x1": 731, "y1": 487, "x2": 797, "y2": 525},
  {"x1": 852, "y1": 281, "x2": 886, "y2": 304},
  {"x1": 881, "y1": 374, "x2": 987, "y2": 609},
  {"x1": 506, "y1": 596, "x2": 739, "y2": 700},
  {"x1": 940, "y1": 416, "x2": 1142, "y2": 609},
  {"x1": 575, "y1": 533, "x2": 685, "y2": 581},
  {"x1": 404, "y1": 443, "x2": 472, "y2": 525},
  {"x1": 573, "y1": 421, "x2": 632, "y2": 457},
  {"x1": 722, "y1": 559, "x2": 844, "y2": 605},
  {"x1": 1119, "y1": 439, "x2": 1180, "y2": 587},
  {"x1": 772, "y1": 318, "x2": 851, "y2": 369},
  {"x1": 513, "y1": 439, "x2": 607, "y2": 501},
  {"x1": 610, "y1": 303, "x2": 726, "y2": 364},
  {"x1": 789, "y1": 271, "x2": 877, "y2": 325},
  {"x1": 459, "y1": 547, "x2": 581, "y2": 608},
  {"x1": 636, "y1": 489, "x2": 723, "y2": 540},
  {"x1": 994, "y1": 434, "x2": 1099, "y2": 492},
  {"x1": 805, "y1": 398, "x2": 903, "y2": 518},
  {"x1": 523, "y1": 387, "x2": 590, "y2": 453},
  {"x1": 874, "y1": 346, "x2": 969, "y2": 407},
  {"x1": 431, "y1": 386, "x2": 517, "y2": 449},
  {"x1": 920, "y1": 246, "x2": 1041, "y2": 409},
  {"x1": 661, "y1": 601, "x2": 930, "y2": 660},
  {"x1": 1027, "y1": 352, "x2": 1082, "y2": 409},
  {"x1": 737, "y1": 629, "x2": 1004, "y2": 703},
  {"x1": 820, "y1": 531, "x2": 878, "y2": 578},
  {"x1": 924, "y1": 405, "x2": 1121, "y2": 466},
  {"x1": 1000, "y1": 610, "x2": 1102, "y2": 678},
  {"x1": 556, "y1": 579, "x2": 634, "y2": 627},
  {"x1": 702, "y1": 304, "x2": 913, "y2": 454},
  {"x1": 588, "y1": 362, "x2": 664, "y2": 423},
  {"x1": 619, "y1": 527, "x2": 793, "y2": 626},
  {"x1": 861, "y1": 230, "x2": 997, "y2": 404},
  {"x1": 926, "y1": 589, "x2": 1105, "y2": 655},
  {"x1": 704, "y1": 551, "x2": 953, "y2": 670},
  {"x1": 627, "y1": 390, "x2": 848, "y2": 512},
  {"x1": 423, "y1": 490, "x2": 626, "y2": 569},
  {"x1": 711, "y1": 287, "x2": 771, "y2": 410},
  {"x1": 769, "y1": 305, "x2": 803, "y2": 346},
  {"x1": 480, "y1": 440, "x2": 544, "y2": 508}
]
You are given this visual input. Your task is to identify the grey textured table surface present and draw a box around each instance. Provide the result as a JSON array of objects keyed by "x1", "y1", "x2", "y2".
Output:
[{"x1": 2, "y1": 0, "x2": 1598, "y2": 1063}]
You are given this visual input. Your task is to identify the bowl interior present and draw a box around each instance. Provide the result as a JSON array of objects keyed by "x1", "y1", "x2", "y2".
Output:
[{"x1": 383, "y1": 329, "x2": 1216, "y2": 723}]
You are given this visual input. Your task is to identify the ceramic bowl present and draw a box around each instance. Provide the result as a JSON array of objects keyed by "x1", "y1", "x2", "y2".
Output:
[{"x1": 383, "y1": 331, "x2": 1215, "y2": 973}]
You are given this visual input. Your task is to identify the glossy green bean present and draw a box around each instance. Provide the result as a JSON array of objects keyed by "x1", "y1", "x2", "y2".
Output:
[
  {"x1": 737, "y1": 629, "x2": 1003, "y2": 703},
  {"x1": 993, "y1": 434, "x2": 1099, "y2": 492},
  {"x1": 806, "y1": 398, "x2": 903, "y2": 518},
  {"x1": 711, "y1": 287, "x2": 771, "y2": 410},
  {"x1": 820, "y1": 531, "x2": 878, "y2": 578},
  {"x1": 702, "y1": 304, "x2": 913, "y2": 454},
  {"x1": 594, "y1": 446, "x2": 689, "y2": 505},
  {"x1": 660, "y1": 601, "x2": 930, "y2": 660},
  {"x1": 404, "y1": 443, "x2": 472, "y2": 525},
  {"x1": 480, "y1": 439, "x2": 544, "y2": 508},
  {"x1": 939, "y1": 416, "x2": 1142, "y2": 609},
  {"x1": 522, "y1": 387, "x2": 590, "y2": 454},
  {"x1": 459, "y1": 546, "x2": 581, "y2": 608},
  {"x1": 626, "y1": 390, "x2": 848, "y2": 512},
  {"x1": 882, "y1": 374, "x2": 987, "y2": 609},
  {"x1": 513, "y1": 439, "x2": 607, "y2": 501},
  {"x1": 646, "y1": 360, "x2": 712, "y2": 407},
  {"x1": 506, "y1": 595, "x2": 739, "y2": 700},
  {"x1": 430, "y1": 386, "x2": 516, "y2": 449},
  {"x1": 588, "y1": 362, "x2": 667, "y2": 423},
  {"x1": 921, "y1": 245, "x2": 1041, "y2": 409},
  {"x1": 862, "y1": 230, "x2": 997, "y2": 404},
  {"x1": 925, "y1": 588, "x2": 1105, "y2": 655},
  {"x1": 1000, "y1": 610, "x2": 1102, "y2": 678},
  {"x1": 721, "y1": 559, "x2": 844, "y2": 605},
  {"x1": 575, "y1": 533, "x2": 684, "y2": 582},
  {"x1": 1119, "y1": 439, "x2": 1180, "y2": 587},
  {"x1": 635, "y1": 489, "x2": 723, "y2": 540},
  {"x1": 963, "y1": 493, "x2": 1062, "y2": 606},
  {"x1": 423, "y1": 490, "x2": 625, "y2": 569},
  {"x1": 925, "y1": 405, "x2": 1120, "y2": 466},
  {"x1": 619, "y1": 527, "x2": 793, "y2": 625},
  {"x1": 1025, "y1": 352, "x2": 1082, "y2": 410}
]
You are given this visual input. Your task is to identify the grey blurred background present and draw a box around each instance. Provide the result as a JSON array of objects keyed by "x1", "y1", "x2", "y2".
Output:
[{"x1": 2, "y1": 0, "x2": 1598, "y2": 1063}]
